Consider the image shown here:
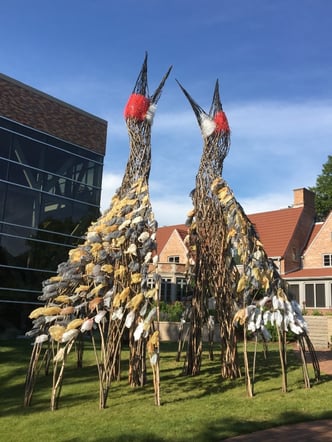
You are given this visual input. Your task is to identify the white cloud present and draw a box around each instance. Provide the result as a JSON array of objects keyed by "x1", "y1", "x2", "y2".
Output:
[
  {"x1": 100, "y1": 98, "x2": 331, "y2": 225},
  {"x1": 100, "y1": 172, "x2": 123, "y2": 212}
]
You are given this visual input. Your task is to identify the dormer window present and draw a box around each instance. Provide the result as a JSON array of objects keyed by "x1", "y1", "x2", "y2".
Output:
[
  {"x1": 168, "y1": 256, "x2": 180, "y2": 263},
  {"x1": 323, "y1": 254, "x2": 332, "y2": 267}
]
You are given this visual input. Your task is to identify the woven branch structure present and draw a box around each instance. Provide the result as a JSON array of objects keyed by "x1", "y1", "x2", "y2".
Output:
[
  {"x1": 178, "y1": 80, "x2": 320, "y2": 392},
  {"x1": 24, "y1": 54, "x2": 171, "y2": 409}
]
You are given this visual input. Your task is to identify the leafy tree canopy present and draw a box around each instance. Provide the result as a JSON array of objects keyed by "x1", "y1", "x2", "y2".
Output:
[{"x1": 309, "y1": 155, "x2": 332, "y2": 221}]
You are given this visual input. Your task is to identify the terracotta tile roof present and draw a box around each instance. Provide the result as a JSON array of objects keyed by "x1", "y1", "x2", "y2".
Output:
[
  {"x1": 156, "y1": 224, "x2": 187, "y2": 255},
  {"x1": 285, "y1": 268, "x2": 332, "y2": 279},
  {"x1": 248, "y1": 207, "x2": 304, "y2": 258}
]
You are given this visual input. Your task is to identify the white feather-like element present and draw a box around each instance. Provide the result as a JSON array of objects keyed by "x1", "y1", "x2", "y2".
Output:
[
  {"x1": 289, "y1": 321, "x2": 303, "y2": 335},
  {"x1": 200, "y1": 114, "x2": 216, "y2": 137},
  {"x1": 274, "y1": 310, "x2": 283, "y2": 328},
  {"x1": 54, "y1": 348, "x2": 65, "y2": 362},
  {"x1": 291, "y1": 300, "x2": 303, "y2": 316},
  {"x1": 35, "y1": 334, "x2": 49, "y2": 344},
  {"x1": 131, "y1": 216, "x2": 143, "y2": 225},
  {"x1": 272, "y1": 295, "x2": 279, "y2": 310},
  {"x1": 125, "y1": 243, "x2": 137, "y2": 256},
  {"x1": 255, "y1": 311, "x2": 262, "y2": 329},
  {"x1": 150, "y1": 232, "x2": 156, "y2": 240},
  {"x1": 253, "y1": 249, "x2": 264, "y2": 261},
  {"x1": 259, "y1": 296, "x2": 270, "y2": 307},
  {"x1": 261, "y1": 325, "x2": 272, "y2": 341},
  {"x1": 112, "y1": 307, "x2": 124, "y2": 320},
  {"x1": 81, "y1": 318, "x2": 94, "y2": 332},
  {"x1": 61, "y1": 328, "x2": 79, "y2": 343},
  {"x1": 145, "y1": 306, "x2": 157, "y2": 323},
  {"x1": 94, "y1": 310, "x2": 107, "y2": 324},
  {"x1": 144, "y1": 251, "x2": 152, "y2": 263},
  {"x1": 152, "y1": 254, "x2": 159, "y2": 265},
  {"x1": 119, "y1": 219, "x2": 131, "y2": 230},
  {"x1": 138, "y1": 231, "x2": 150, "y2": 243},
  {"x1": 103, "y1": 290, "x2": 113, "y2": 308},
  {"x1": 248, "y1": 319, "x2": 256, "y2": 332},
  {"x1": 44, "y1": 315, "x2": 58, "y2": 324},
  {"x1": 150, "y1": 353, "x2": 158, "y2": 365},
  {"x1": 263, "y1": 310, "x2": 271, "y2": 324},
  {"x1": 125, "y1": 310, "x2": 136, "y2": 328},
  {"x1": 140, "y1": 300, "x2": 148, "y2": 316},
  {"x1": 134, "y1": 322, "x2": 144, "y2": 341},
  {"x1": 200, "y1": 114, "x2": 216, "y2": 138},
  {"x1": 146, "y1": 103, "x2": 157, "y2": 124},
  {"x1": 86, "y1": 231, "x2": 101, "y2": 243}
]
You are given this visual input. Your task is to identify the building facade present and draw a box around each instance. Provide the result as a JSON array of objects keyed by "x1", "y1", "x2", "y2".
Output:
[
  {"x1": 155, "y1": 189, "x2": 332, "y2": 312},
  {"x1": 0, "y1": 74, "x2": 107, "y2": 332}
]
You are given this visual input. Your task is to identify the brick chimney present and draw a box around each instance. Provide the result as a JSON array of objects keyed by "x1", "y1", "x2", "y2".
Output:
[{"x1": 293, "y1": 188, "x2": 315, "y2": 208}]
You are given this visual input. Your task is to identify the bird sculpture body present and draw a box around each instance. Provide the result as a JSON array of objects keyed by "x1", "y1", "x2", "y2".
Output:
[{"x1": 24, "y1": 54, "x2": 171, "y2": 409}]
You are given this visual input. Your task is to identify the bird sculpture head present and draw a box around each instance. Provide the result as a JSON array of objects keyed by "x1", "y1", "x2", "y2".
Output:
[
  {"x1": 176, "y1": 79, "x2": 230, "y2": 160},
  {"x1": 124, "y1": 52, "x2": 172, "y2": 124}
]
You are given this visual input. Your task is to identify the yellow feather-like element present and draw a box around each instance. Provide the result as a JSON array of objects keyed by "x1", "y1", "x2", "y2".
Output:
[
  {"x1": 112, "y1": 293, "x2": 121, "y2": 308},
  {"x1": 43, "y1": 306, "x2": 62, "y2": 316},
  {"x1": 226, "y1": 227, "x2": 237, "y2": 242},
  {"x1": 119, "y1": 287, "x2": 131, "y2": 303},
  {"x1": 89, "y1": 296, "x2": 103, "y2": 311},
  {"x1": 211, "y1": 177, "x2": 222, "y2": 193},
  {"x1": 101, "y1": 264, "x2": 114, "y2": 274},
  {"x1": 48, "y1": 275, "x2": 63, "y2": 283},
  {"x1": 90, "y1": 283, "x2": 105, "y2": 296},
  {"x1": 29, "y1": 307, "x2": 46, "y2": 319},
  {"x1": 252, "y1": 267, "x2": 261, "y2": 281},
  {"x1": 216, "y1": 186, "x2": 230, "y2": 201},
  {"x1": 147, "y1": 331, "x2": 159, "y2": 353},
  {"x1": 145, "y1": 287, "x2": 158, "y2": 298},
  {"x1": 261, "y1": 275, "x2": 270, "y2": 291},
  {"x1": 85, "y1": 263, "x2": 95, "y2": 275},
  {"x1": 277, "y1": 287, "x2": 287, "y2": 300},
  {"x1": 131, "y1": 273, "x2": 141, "y2": 284},
  {"x1": 91, "y1": 243, "x2": 103, "y2": 258},
  {"x1": 233, "y1": 308, "x2": 247, "y2": 325},
  {"x1": 75, "y1": 284, "x2": 90, "y2": 293},
  {"x1": 114, "y1": 265, "x2": 126, "y2": 278},
  {"x1": 237, "y1": 274, "x2": 248, "y2": 293},
  {"x1": 126, "y1": 293, "x2": 144, "y2": 311},
  {"x1": 66, "y1": 318, "x2": 84, "y2": 330},
  {"x1": 69, "y1": 248, "x2": 85, "y2": 262},
  {"x1": 49, "y1": 324, "x2": 66, "y2": 342},
  {"x1": 113, "y1": 287, "x2": 131, "y2": 307},
  {"x1": 54, "y1": 295, "x2": 71, "y2": 304}
]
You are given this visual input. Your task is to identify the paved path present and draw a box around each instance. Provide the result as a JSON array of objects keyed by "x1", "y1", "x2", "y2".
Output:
[{"x1": 225, "y1": 348, "x2": 332, "y2": 441}]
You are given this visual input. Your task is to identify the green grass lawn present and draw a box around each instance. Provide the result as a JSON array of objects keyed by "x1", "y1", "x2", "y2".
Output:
[{"x1": 1, "y1": 338, "x2": 331, "y2": 441}]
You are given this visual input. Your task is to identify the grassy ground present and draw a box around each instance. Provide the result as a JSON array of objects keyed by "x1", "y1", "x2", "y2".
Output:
[{"x1": 0, "y1": 338, "x2": 331, "y2": 441}]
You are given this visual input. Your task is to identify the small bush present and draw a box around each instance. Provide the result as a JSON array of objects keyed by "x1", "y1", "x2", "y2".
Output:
[{"x1": 159, "y1": 301, "x2": 184, "y2": 322}]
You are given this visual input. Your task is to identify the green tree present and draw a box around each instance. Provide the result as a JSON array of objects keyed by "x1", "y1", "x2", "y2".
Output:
[{"x1": 309, "y1": 155, "x2": 332, "y2": 221}]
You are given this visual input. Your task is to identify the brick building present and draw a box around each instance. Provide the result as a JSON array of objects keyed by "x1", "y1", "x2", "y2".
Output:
[
  {"x1": 0, "y1": 73, "x2": 107, "y2": 332},
  {"x1": 155, "y1": 188, "x2": 332, "y2": 311}
]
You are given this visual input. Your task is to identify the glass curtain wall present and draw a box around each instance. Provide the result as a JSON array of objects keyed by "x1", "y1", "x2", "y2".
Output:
[{"x1": 0, "y1": 117, "x2": 103, "y2": 331}]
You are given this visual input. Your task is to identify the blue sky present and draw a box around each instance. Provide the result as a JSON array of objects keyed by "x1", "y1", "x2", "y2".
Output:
[{"x1": 2, "y1": 0, "x2": 332, "y2": 225}]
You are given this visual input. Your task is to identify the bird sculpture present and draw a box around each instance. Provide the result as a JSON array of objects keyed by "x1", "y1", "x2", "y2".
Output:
[
  {"x1": 24, "y1": 53, "x2": 171, "y2": 409},
  {"x1": 178, "y1": 80, "x2": 320, "y2": 393},
  {"x1": 177, "y1": 79, "x2": 240, "y2": 378}
]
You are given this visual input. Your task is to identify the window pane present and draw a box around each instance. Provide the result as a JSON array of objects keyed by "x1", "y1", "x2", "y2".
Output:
[
  {"x1": 323, "y1": 255, "x2": 331, "y2": 266},
  {"x1": 305, "y1": 284, "x2": 314, "y2": 307},
  {"x1": 0, "y1": 128, "x2": 12, "y2": 158},
  {"x1": 316, "y1": 284, "x2": 325, "y2": 308},
  {"x1": 4, "y1": 185, "x2": 37, "y2": 227},
  {"x1": 288, "y1": 284, "x2": 299, "y2": 303}
]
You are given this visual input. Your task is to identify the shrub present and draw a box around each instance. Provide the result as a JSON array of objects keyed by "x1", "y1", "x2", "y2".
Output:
[{"x1": 159, "y1": 301, "x2": 184, "y2": 322}]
